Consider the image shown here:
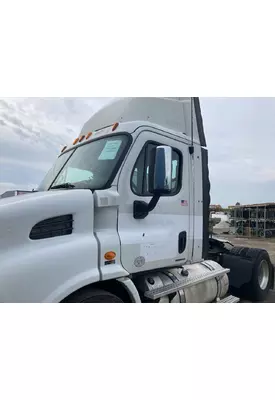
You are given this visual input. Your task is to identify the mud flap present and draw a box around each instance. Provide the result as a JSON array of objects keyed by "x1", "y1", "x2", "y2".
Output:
[{"x1": 221, "y1": 253, "x2": 253, "y2": 289}]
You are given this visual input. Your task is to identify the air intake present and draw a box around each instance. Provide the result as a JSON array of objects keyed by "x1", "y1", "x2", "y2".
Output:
[{"x1": 29, "y1": 214, "x2": 73, "y2": 240}]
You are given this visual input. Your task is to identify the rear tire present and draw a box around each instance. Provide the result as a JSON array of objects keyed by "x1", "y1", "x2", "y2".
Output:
[
  {"x1": 230, "y1": 247, "x2": 273, "y2": 302},
  {"x1": 63, "y1": 288, "x2": 124, "y2": 303},
  {"x1": 246, "y1": 249, "x2": 273, "y2": 302}
]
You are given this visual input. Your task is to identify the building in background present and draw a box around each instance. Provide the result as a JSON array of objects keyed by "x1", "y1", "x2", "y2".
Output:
[{"x1": 229, "y1": 202, "x2": 275, "y2": 238}]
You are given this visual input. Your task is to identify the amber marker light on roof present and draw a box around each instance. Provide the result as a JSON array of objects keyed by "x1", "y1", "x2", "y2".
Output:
[
  {"x1": 112, "y1": 122, "x2": 119, "y2": 132},
  {"x1": 86, "y1": 132, "x2": 93, "y2": 140}
]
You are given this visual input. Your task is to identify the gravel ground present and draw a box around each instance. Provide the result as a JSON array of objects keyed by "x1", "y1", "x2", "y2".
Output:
[{"x1": 218, "y1": 235, "x2": 275, "y2": 302}]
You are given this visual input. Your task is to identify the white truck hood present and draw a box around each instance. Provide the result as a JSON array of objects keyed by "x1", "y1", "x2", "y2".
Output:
[
  {"x1": 0, "y1": 189, "x2": 101, "y2": 302},
  {"x1": 0, "y1": 189, "x2": 94, "y2": 252}
]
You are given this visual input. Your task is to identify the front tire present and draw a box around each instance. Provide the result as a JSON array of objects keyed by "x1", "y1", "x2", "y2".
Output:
[{"x1": 63, "y1": 288, "x2": 124, "y2": 303}]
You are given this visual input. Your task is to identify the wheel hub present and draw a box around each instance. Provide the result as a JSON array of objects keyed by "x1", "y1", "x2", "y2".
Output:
[{"x1": 258, "y1": 260, "x2": 269, "y2": 290}]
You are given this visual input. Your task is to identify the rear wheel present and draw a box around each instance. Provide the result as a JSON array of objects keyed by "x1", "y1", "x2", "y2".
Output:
[
  {"x1": 230, "y1": 247, "x2": 273, "y2": 302},
  {"x1": 258, "y1": 259, "x2": 270, "y2": 290},
  {"x1": 248, "y1": 249, "x2": 273, "y2": 301},
  {"x1": 63, "y1": 288, "x2": 124, "y2": 303}
]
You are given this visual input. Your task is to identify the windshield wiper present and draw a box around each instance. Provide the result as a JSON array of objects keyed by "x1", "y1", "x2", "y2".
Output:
[{"x1": 51, "y1": 183, "x2": 75, "y2": 190}]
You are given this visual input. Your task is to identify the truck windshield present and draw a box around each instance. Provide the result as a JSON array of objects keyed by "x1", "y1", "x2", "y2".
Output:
[{"x1": 38, "y1": 134, "x2": 130, "y2": 191}]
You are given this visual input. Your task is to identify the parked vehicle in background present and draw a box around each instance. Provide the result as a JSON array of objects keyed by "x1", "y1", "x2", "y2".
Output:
[{"x1": 210, "y1": 212, "x2": 231, "y2": 235}]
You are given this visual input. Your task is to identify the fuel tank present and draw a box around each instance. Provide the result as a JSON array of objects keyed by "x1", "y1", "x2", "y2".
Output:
[{"x1": 134, "y1": 260, "x2": 229, "y2": 303}]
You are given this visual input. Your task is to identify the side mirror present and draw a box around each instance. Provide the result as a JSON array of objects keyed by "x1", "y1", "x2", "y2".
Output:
[
  {"x1": 151, "y1": 146, "x2": 173, "y2": 195},
  {"x1": 133, "y1": 145, "x2": 173, "y2": 220}
]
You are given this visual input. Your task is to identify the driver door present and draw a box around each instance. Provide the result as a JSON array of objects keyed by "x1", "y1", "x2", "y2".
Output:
[{"x1": 117, "y1": 130, "x2": 191, "y2": 274}]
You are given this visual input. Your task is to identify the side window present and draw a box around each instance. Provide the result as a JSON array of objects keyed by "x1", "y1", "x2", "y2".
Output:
[{"x1": 131, "y1": 142, "x2": 182, "y2": 196}]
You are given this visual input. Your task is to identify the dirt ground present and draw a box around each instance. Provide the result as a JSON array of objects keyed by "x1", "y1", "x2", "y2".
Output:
[{"x1": 219, "y1": 234, "x2": 275, "y2": 302}]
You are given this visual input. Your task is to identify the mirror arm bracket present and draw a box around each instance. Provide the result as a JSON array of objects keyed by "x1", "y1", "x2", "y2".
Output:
[
  {"x1": 133, "y1": 195, "x2": 160, "y2": 220},
  {"x1": 148, "y1": 194, "x2": 161, "y2": 212}
]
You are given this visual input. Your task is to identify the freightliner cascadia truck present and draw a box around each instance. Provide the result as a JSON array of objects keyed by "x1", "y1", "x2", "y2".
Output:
[{"x1": 0, "y1": 97, "x2": 273, "y2": 303}]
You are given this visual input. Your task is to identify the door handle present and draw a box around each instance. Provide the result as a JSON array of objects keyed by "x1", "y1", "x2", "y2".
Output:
[{"x1": 178, "y1": 231, "x2": 187, "y2": 254}]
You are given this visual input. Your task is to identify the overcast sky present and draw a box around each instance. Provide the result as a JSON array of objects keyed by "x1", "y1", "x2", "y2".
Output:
[{"x1": 0, "y1": 97, "x2": 274, "y2": 207}]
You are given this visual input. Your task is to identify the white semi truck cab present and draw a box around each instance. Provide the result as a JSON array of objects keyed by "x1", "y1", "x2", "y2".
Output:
[{"x1": 0, "y1": 97, "x2": 273, "y2": 303}]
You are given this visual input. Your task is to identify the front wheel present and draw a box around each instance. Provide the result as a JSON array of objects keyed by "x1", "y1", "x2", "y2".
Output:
[{"x1": 62, "y1": 288, "x2": 124, "y2": 303}]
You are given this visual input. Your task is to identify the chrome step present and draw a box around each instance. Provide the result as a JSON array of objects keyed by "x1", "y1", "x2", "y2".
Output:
[
  {"x1": 144, "y1": 268, "x2": 230, "y2": 300},
  {"x1": 217, "y1": 295, "x2": 240, "y2": 303}
]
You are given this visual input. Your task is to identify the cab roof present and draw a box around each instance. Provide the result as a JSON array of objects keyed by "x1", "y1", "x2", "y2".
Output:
[{"x1": 80, "y1": 97, "x2": 206, "y2": 147}]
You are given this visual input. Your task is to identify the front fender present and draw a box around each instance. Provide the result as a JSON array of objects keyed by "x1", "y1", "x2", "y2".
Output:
[{"x1": 0, "y1": 234, "x2": 100, "y2": 303}]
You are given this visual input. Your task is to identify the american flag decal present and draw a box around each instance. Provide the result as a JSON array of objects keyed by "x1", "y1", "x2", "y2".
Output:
[{"x1": 181, "y1": 200, "x2": 188, "y2": 206}]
